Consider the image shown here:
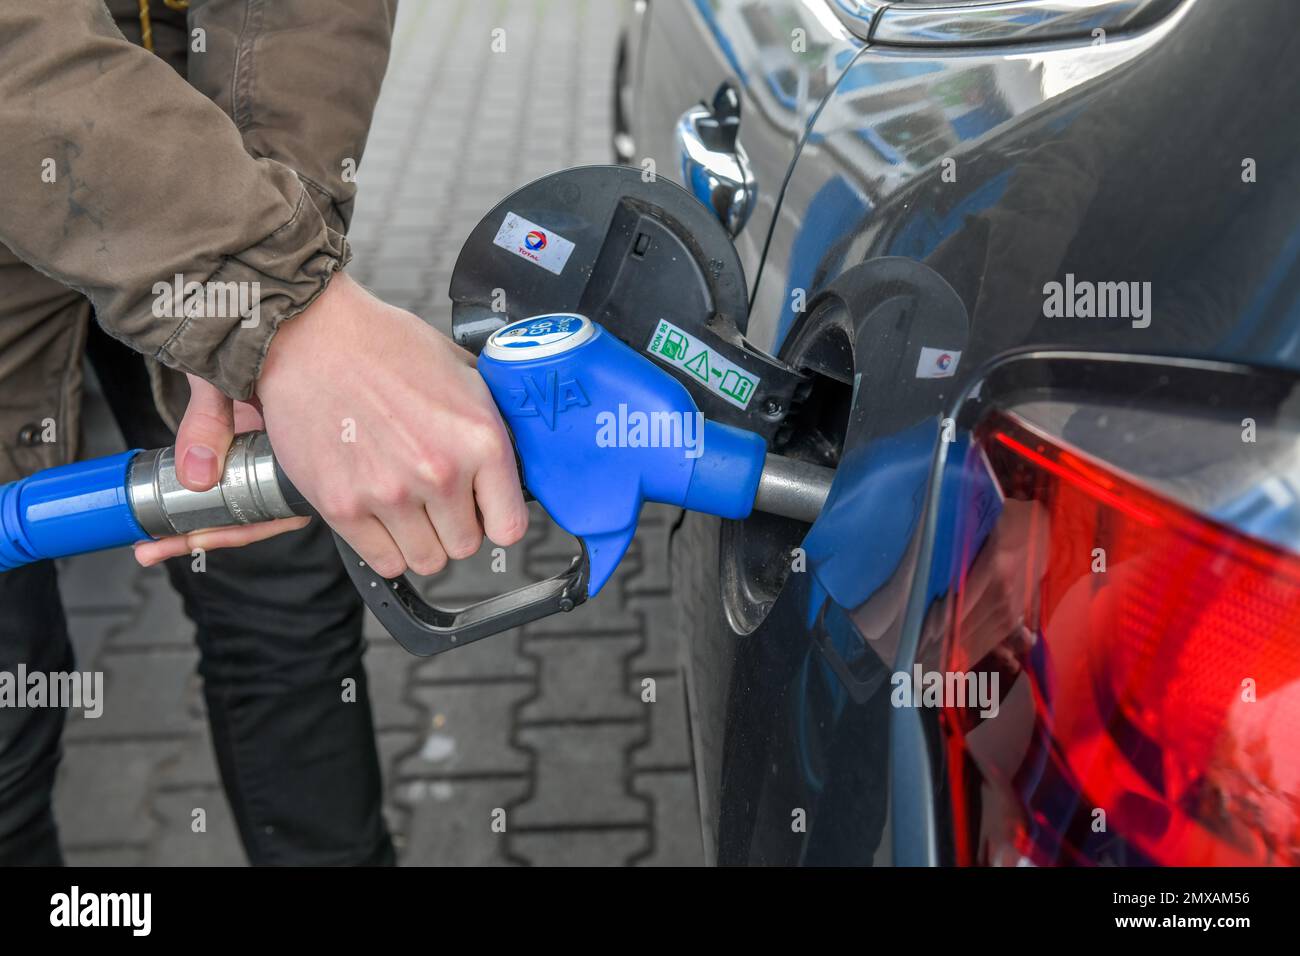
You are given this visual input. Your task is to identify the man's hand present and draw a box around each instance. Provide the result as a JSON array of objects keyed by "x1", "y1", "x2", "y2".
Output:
[
  {"x1": 132, "y1": 375, "x2": 312, "y2": 567},
  {"x1": 251, "y1": 272, "x2": 529, "y2": 578}
]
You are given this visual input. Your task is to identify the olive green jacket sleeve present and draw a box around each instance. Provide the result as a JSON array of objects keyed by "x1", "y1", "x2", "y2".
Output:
[
  {"x1": 0, "y1": 0, "x2": 396, "y2": 401},
  {"x1": 186, "y1": 0, "x2": 399, "y2": 235}
]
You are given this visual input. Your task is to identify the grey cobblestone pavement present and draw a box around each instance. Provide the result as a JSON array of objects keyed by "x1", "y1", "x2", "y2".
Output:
[{"x1": 55, "y1": 0, "x2": 704, "y2": 866}]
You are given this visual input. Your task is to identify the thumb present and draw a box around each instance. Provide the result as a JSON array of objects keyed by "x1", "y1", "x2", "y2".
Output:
[{"x1": 176, "y1": 374, "x2": 235, "y2": 491}]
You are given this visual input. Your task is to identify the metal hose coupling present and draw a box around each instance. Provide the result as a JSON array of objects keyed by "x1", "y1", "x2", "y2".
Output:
[{"x1": 127, "y1": 431, "x2": 303, "y2": 537}]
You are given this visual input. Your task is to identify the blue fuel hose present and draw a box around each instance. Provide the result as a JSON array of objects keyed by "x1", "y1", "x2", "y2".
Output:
[{"x1": 0, "y1": 451, "x2": 148, "y2": 571}]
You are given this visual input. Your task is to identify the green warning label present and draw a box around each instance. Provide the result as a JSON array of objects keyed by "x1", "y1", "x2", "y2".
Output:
[{"x1": 645, "y1": 319, "x2": 759, "y2": 410}]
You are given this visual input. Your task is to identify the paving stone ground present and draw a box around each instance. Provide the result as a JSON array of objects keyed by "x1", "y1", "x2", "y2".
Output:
[{"x1": 54, "y1": 0, "x2": 704, "y2": 867}]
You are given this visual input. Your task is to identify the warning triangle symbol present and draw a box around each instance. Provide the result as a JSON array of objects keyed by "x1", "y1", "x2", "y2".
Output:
[{"x1": 684, "y1": 349, "x2": 710, "y2": 382}]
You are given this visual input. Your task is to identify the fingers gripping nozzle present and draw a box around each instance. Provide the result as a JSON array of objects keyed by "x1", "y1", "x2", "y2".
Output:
[{"x1": 128, "y1": 432, "x2": 303, "y2": 537}]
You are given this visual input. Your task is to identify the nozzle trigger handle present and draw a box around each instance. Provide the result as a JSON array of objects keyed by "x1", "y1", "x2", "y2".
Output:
[{"x1": 332, "y1": 531, "x2": 588, "y2": 657}]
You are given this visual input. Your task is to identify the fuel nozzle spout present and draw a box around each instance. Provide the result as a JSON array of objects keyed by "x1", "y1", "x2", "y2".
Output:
[{"x1": 754, "y1": 454, "x2": 834, "y2": 525}]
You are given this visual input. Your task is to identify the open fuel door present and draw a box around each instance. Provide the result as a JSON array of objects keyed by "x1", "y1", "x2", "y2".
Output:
[{"x1": 450, "y1": 165, "x2": 806, "y2": 442}]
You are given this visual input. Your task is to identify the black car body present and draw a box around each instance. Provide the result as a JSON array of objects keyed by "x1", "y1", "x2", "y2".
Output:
[{"x1": 614, "y1": 0, "x2": 1300, "y2": 865}]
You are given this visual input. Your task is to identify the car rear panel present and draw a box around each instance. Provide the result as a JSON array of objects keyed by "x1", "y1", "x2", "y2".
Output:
[{"x1": 630, "y1": 0, "x2": 1300, "y2": 865}]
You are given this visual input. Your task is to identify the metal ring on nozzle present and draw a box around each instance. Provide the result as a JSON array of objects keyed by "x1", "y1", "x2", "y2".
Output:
[{"x1": 127, "y1": 432, "x2": 299, "y2": 538}]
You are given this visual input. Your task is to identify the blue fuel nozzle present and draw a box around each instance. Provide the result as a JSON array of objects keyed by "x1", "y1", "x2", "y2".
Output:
[{"x1": 477, "y1": 313, "x2": 767, "y2": 594}]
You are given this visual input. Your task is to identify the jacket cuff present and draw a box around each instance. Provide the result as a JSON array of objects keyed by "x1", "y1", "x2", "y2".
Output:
[{"x1": 153, "y1": 181, "x2": 351, "y2": 401}]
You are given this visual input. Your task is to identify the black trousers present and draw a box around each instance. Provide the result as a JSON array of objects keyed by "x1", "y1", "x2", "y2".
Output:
[{"x1": 0, "y1": 326, "x2": 395, "y2": 866}]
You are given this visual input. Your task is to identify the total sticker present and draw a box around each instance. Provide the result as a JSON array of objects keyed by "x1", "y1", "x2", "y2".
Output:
[
  {"x1": 646, "y1": 319, "x2": 760, "y2": 410},
  {"x1": 916, "y1": 346, "x2": 961, "y2": 379},
  {"x1": 492, "y1": 212, "x2": 576, "y2": 276}
]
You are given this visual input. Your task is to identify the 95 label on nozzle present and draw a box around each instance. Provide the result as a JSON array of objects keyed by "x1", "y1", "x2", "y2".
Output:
[
  {"x1": 492, "y1": 212, "x2": 576, "y2": 276},
  {"x1": 645, "y1": 319, "x2": 760, "y2": 410}
]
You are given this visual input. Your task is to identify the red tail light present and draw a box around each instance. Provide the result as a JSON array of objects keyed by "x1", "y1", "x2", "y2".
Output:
[{"x1": 944, "y1": 409, "x2": 1300, "y2": 866}]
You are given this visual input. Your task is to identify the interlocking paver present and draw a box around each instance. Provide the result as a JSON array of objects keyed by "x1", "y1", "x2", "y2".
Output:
[
  {"x1": 62, "y1": 609, "x2": 131, "y2": 681},
  {"x1": 622, "y1": 505, "x2": 677, "y2": 596},
  {"x1": 412, "y1": 628, "x2": 535, "y2": 682},
  {"x1": 154, "y1": 729, "x2": 222, "y2": 791},
  {"x1": 144, "y1": 790, "x2": 244, "y2": 867},
  {"x1": 398, "y1": 683, "x2": 533, "y2": 778},
  {"x1": 519, "y1": 634, "x2": 641, "y2": 723},
  {"x1": 64, "y1": 649, "x2": 202, "y2": 742},
  {"x1": 64, "y1": 847, "x2": 147, "y2": 866},
  {"x1": 630, "y1": 672, "x2": 693, "y2": 771},
  {"x1": 632, "y1": 772, "x2": 705, "y2": 867},
  {"x1": 627, "y1": 599, "x2": 681, "y2": 674},
  {"x1": 511, "y1": 829, "x2": 649, "y2": 867},
  {"x1": 378, "y1": 727, "x2": 420, "y2": 841},
  {"x1": 523, "y1": 593, "x2": 644, "y2": 636},
  {"x1": 512, "y1": 723, "x2": 645, "y2": 828},
  {"x1": 362, "y1": 639, "x2": 427, "y2": 731},
  {"x1": 104, "y1": 567, "x2": 193, "y2": 650},
  {"x1": 55, "y1": 739, "x2": 181, "y2": 848},
  {"x1": 399, "y1": 778, "x2": 529, "y2": 866},
  {"x1": 57, "y1": 548, "x2": 140, "y2": 615}
]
